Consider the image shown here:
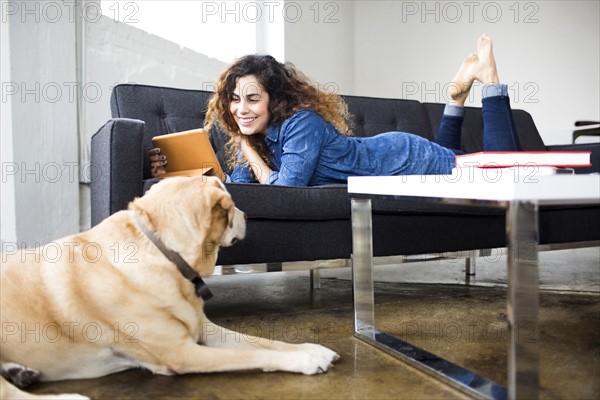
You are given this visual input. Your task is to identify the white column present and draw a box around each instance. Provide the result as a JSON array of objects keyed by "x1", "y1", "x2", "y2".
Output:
[
  {"x1": 2, "y1": 1, "x2": 80, "y2": 247},
  {"x1": 1, "y1": 9, "x2": 17, "y2": 246}
]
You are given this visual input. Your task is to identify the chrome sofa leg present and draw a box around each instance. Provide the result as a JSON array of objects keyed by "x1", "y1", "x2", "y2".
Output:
[
  {"x1": 465, "y1": 250, "x2": 477, "y2": 276},
  {"x1": 266, "y1": 262, "x2": 283, "y2": 272},
  {"x1": 310, "y1": 268, "x2": 321, "y2": 290}
]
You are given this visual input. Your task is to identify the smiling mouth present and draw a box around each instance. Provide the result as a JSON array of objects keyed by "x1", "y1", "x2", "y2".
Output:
[{"x1": 238, "y1": 116, "x2": 257, "y2": 126}]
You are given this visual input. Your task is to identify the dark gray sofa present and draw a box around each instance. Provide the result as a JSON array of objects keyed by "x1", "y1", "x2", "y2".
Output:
[{"x1": 91, "y1": 84, "x2": 600, "y2": 266}]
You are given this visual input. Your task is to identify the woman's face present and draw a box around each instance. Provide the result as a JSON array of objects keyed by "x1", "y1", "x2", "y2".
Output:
[{"x1": 229, "y1": 75, "x2": 270, "y2": 136}]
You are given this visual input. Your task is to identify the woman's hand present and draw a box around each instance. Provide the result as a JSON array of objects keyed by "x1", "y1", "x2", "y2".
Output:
[
  {"x1": 239, "y1": 137, "x2": 253, "y2": 157},
  {"x1": 240, "y1": 137, "x2": 272, "y2": 184},
  {"x1": 149, "y1": 148, "x2": 167, "y2": 178}
]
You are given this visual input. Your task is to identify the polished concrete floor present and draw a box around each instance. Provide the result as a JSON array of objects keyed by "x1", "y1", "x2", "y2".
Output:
[{"x1": 31, "y1": 247, "x2": 599, "y2": 399}]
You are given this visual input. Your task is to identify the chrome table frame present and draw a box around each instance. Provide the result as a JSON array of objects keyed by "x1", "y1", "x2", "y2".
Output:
[{"x1": 348, "y1": 172, "x2": 600, "y2": 400}]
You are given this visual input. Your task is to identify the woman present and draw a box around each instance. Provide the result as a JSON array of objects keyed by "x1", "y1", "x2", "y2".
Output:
[{"x1": 151, "y1": 34, "x2": 522, "y2": 185}]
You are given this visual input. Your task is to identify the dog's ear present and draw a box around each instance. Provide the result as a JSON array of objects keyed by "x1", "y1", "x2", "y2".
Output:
[
  {"x1": 214, "y1": 193, "x2": 235, "y2": 228},
  {"x1": 204, "y1": 176, "x2": 235, "y2": 228}
]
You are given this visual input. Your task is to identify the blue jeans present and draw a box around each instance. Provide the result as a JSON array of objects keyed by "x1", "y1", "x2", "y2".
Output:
[{"x1": 435, "y1": 84, "x2": 523, "y2": 154}]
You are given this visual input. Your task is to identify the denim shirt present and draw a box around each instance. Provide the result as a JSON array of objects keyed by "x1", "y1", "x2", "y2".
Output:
[{"x1": 229, "y1": 110, "x2": 456, "y2": 186}]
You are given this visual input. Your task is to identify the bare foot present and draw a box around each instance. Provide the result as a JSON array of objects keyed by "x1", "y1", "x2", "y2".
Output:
[
  {"x1": 448, "y1": 34, "x2": 500, "y2": 104},
  {"x1": 474, "y1": 33, "x2": 500, "y2": 84},
  {"x1": 448, "y1": 52, "x2": 478, "y2": 104}
]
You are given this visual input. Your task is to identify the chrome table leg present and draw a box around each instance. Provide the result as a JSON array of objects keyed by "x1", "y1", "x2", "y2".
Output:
[
  {"x1": 351, "y1": 197, "x2": 506, "y2": 400},
  {"x1": 351, "y1": 198, "x2": 375, "y2": 336},
  {"x1": 507, "y1": 201, "x2": 540, "y2": 400}
]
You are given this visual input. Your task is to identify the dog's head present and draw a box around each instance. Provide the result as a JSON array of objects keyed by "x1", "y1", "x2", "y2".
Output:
[{"x1": 129, "y1": 176, "x2": 246, "y2": 276}]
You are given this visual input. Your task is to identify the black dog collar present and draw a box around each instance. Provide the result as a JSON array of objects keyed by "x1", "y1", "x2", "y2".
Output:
[{"x1": 131, "y1": 212, "x2": 213, "y2": 301}]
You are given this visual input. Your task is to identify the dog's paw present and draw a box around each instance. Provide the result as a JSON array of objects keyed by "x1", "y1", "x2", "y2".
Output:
[
  {"x1": 48, "y1": 394, "x2": 90, "y2": 400},
  {"x1": 0, "y1": 363, "x2": 41, "y2": 388},
  {"x1": 292, "y1": 344, "x2": 340, "y2": 375}
]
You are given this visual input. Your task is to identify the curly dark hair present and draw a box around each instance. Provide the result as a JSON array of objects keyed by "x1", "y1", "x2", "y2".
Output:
[{"x1": 204, "y1": 55, "x2": 353, "y2": 170}]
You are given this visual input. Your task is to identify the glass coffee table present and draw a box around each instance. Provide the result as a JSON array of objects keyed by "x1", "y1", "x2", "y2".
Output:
[{"x1": 348, "y1": 169, "x2": 600, "y2": 400}]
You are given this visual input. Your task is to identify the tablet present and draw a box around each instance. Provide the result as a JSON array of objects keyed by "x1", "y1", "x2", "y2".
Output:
[{"x1": 151, "y1": 129, "x2": 225, "y2": 181}]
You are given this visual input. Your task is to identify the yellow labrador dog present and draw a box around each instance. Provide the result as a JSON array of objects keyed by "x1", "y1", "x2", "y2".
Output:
[{"x1": 1, "y1": 176, "x2": 339, "y2": 400}]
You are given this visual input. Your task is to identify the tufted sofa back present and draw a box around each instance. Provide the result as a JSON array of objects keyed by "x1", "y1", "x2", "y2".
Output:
[{"x1": 110, "y1": 84, "x2": 546, "y2": 179}]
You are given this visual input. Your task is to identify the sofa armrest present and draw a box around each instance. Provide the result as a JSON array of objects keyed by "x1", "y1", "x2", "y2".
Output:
[
  {"x1": 546, "y1": 142, "x2": 600, "y2": 174},
  {"x1": 90, "y1": 118, "x2": 145, "y2": 226}
]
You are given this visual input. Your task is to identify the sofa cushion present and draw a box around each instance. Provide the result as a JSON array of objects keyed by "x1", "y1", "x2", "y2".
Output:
[
  {"x1": 226, "y1": 183, "x2": 350, "y2": 220},
  {"x1": 143, "y1": 179, "x2": 505, "y2": 220},
  {"x1": 111, "y1": 84, "x2": 213, "y2": 178},
  {"x1": 342, "y1": 95, "x2": 434, "y2": 140}
]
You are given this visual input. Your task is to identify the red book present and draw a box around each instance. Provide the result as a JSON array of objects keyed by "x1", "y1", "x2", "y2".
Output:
[{"x1": 456, "y1": 151, "x2": 592, "y2": 168}]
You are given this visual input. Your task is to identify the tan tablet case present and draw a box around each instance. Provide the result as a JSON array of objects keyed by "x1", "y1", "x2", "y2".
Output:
[{"x1": 151, "y1": 129, "x2": 225, "y2": 181}]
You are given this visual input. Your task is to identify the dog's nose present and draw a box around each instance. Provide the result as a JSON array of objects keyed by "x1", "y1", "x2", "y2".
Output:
[{"x1": 231, "y1": 234, "x2": 245, "y2": 245}]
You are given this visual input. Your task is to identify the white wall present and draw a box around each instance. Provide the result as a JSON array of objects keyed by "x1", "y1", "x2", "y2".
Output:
[
  {"x1": 1, "y1": 4, "x2": 226, "y2": 247},
  {"x1": 2, "y1": 1, "x2": 599, "y2": 247},
  {"x1": 83, "y1": 15, "x2": 226, "y2": 160},
  {"x1": 280, "y1": 1, "x2": 599, "y2": 144},
  {"x1": 284, "y1": 1, "x2": 356, "y2": 95},
  {"x1": 350, "y1": 0, "x2": 599, "y2": 145}
]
